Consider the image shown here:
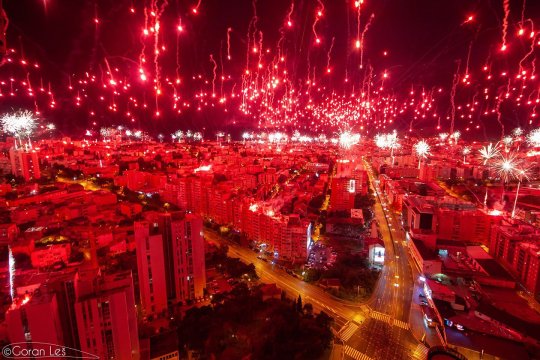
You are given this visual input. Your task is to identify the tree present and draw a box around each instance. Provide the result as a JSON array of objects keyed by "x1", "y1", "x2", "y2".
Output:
[
  {"x1": 309, "y1": 194, "x2": 325, "y2": 209},
  {"x1": 296, "y1": 295, "x2": 303, "y2": 313},
  {"x1": 354, "y1": 194, "x2": 375, "y2": 208}
]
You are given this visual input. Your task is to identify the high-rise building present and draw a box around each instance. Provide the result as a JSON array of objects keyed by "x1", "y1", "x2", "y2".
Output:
[
  {"x1": 134, "y1": 220, "x2": 168, "y2": 316},
  {"x1": 139, "y1": 211, "x2": 206, "y2": 305},
  {"x1": 9, "y1": 148, "x2": 40, "y2": 181},
  {"x1": 74, "y1": 271, "x2": 140, "y2": 360},
  {"x1": 157, "y1": 212, "x2": 206, "y2": 303},
  {"x1": 5, "y1": 290, "x2": 64, "y2": 357},
  {"x1": 490, "y1": 221, "x2": 540, "y2": 297},
  {"x1": 330, "y1": 177, "x2": 358, "y2": 211},
  {"x1": 402, "y1": 196, "x2": 437, "y2": 232},
  {"x1": 437, "y1": 205, "x2": 499, "y2": 245},
  {"x1": 330, "y1": 160, "x2": 368, "y2": 211}
]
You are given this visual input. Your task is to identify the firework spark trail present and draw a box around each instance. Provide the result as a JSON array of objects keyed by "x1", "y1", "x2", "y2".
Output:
[
  {"x1": 312, "y1": 0, "x2": 324, "y2": 44},
  {"x1": 254, "y1": 30, "x2": 263, "y2": 92},
  {"x1": 277, "y1": 1, "x2": 294, "y2": 63},
  {"x1": 496, "y1": 78, "x2": 512, "y2": 137},
  {"x1": 192, "y1": 0, "x2": 202, "y2": 14},
  {"x1": 501, "y1": 0, "x2": 510, "y2": 51},
  {"x1": 286, "y1": 0, "x2": 294, "y2": 27},
  {"x1": 139, "y1": 6, "x2": 149, "y2": 80},
  {"x1": 209, "y1": 54, "x2": 217, "y2": 96},
  {"x1": 226, "y1": 27, "x2": 232, "y2": 60},
  {"x1": 103, "y1": 57, "x2": 115, "y2": 85},
  {"x1": 326, "y1": 37, "x2": 335, "y2": 72},
  {"x1": 464, "y1": 40, "x2": 473, "y2": 78},
  {"x1": 152, "y1": 0, "x2": 169, "y2": 116},
  {"x1": 355, "y1": 1, "x2": 361, "y2": 49},
  {"x1": 26, "y1": 72, "x2": 33, "y2": 94},
  {"x1": 359, "y1": 13, "x2": 374, "y2": 69},
  {"x1": 219, "y1": 42, "x2": 224, "y2": 98},
  {"x1": 175, "y1": 18, "x2": 182, "y2": 83},
  {"x1": 521, "y1": 0, "x2": 527, "y2": 24},
  {"x1": 242, "y1": 0, "x2": 258, "y2": 107},
  {"x1": 449, "y1": 60, "x2": 461, "y2": 134},
  {"x1": 518, "y1": 21, "x2": 537, "y2": 73}
]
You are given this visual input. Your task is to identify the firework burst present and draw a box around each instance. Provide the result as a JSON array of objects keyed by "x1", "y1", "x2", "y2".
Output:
[
  {"x1": 414, "y1": 139, "x2": 430, "y2": 169},
  {"x1": 1, "y1": 110, "x2": 39, "y2": 148},
  {"x1": 527, "y1": 128, "x2": 540, "y2": 147},
  {"x1": 479, "y1": 143, "x2": 500, "y2": 165}
]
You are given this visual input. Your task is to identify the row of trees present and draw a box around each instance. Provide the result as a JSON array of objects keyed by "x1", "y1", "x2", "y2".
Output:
[
  {"x1": 304, "y1": 253, "x2": 380, "y2": 300},
  {"x1": 206, "y1": 244, "x2": 258, "y2": 279},
  {"x1": 173, "y1": 283, "x2": 334, "y2": 359}
]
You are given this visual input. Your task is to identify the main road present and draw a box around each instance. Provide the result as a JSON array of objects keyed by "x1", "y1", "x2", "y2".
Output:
[{"x1": 204, "y1": 157, "x2": 434, "y2": 359}]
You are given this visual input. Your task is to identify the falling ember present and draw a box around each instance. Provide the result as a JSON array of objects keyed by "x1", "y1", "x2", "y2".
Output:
[
  {"x1": 192, "y1": 0, "x2": 202, "y2": 14},
  {"x1": 312, "y1": 0, "x2": 324, "y2": 45},
  {"x1": 501, "y1": 0, "x2": 510, "y2": 52},
  {"x1": 226, "y1": 27, "x2": 232, "y2": 60}
]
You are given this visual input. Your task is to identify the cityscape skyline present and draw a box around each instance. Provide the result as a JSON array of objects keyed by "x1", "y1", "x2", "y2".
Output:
[{"x1": 2, "y1": 1, "x2": 540, "y2": 360}]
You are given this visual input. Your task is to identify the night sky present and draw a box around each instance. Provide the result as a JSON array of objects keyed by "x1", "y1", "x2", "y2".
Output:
[{"x1": 1, "y1": 0, "x2": 539, "y2": 138}]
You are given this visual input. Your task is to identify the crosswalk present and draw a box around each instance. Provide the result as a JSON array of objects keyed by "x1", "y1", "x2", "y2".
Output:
[
  {"x1": 370, "y1": 310, "x2": 392, "y2": 324},
  {"x1": 367, "y1": 309, "x2": 411, "y2": 330},
  {"x1": 340, "y1": 322, "x2": 359, "y2": 342},
  {"x1": 393, "y1": 318, "x2": 410, "y2": 330},
  {"x1": 344, "y1": 345, "x2": 373, "y2": 360},
  {"x1": 411, "y1": 343, "x2": 429, "y2": 360}
]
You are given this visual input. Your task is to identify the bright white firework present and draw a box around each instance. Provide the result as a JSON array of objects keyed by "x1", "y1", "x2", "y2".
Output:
[
  {"x1": 172, "y1": 130, "x2": 184, "y2": 140},
  {"x1": 415, "y1": 140, "x2": 431, "y2": 169},
  {"x1": 502, "y1": 136, "x2": 513, "y2": 147},
  {"x1": 100, "y1": 127, "x2": 111, "y2": 137},
  {"x1": 375, "y1": 132, "x2": 398, "y2": 149},
  {"x1": 495, "y1": 153, "x2": 528, "y2": 183},
  {"x1": 193, "y1": 132, "x2": 203, "y2": 141},
  {"x1": 450, "y1": 131, "x2": 461, "y2": 144},
  {"x1": 338, "y1": 131, "x2": 360, "y2": 149},
  {"x1": 461, "y1": 146, "x2": 472, "y2": 163},
  {"x1": 479, "y1": 143, "x2": 500, "y2": 165},
  {"x1": 375, "y1": 133, "x2": 388, "y2": 149},
  {"x1": 414, "y1": 140, "x2": 431, "y2": 158},
  {"x1": 527, "y1": 128, "x2": 540, "y2": 147},
  {"x1": 512, "y1": 127, "x2": 523, "y2": 137},
  {"x1": 1, "y1": 110, "x2": 38, "y2": 140},
  {"x1": 439, "y1": 133, "x2": 449, "y2": 142}
]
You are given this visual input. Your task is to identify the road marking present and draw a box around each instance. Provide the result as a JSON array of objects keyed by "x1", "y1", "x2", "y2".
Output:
[
  {"x1": 393, "y1": 318, "x2": 410, "y2": 330},
  {"x1": 370, "y1": 310, "x2": 392, "y2": 324},
  {"x1": 340, "y1": 323, "x2": 359, "y2": 342},
  {"x1": 412, "y1": 343, "x2": 429, "y2": 359},
  {"x1": 344, "y1": 345, "x2": 373, "y2": 360}
]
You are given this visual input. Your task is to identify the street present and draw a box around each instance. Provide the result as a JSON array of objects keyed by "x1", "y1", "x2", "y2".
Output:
[{"x1": 203, "y1": 158, "x2": 439, "y2": 359}]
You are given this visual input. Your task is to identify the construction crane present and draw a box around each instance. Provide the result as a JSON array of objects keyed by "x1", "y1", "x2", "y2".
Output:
[{"x1": 0, "y1": 0, "x2": 7, "y2": 64}]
